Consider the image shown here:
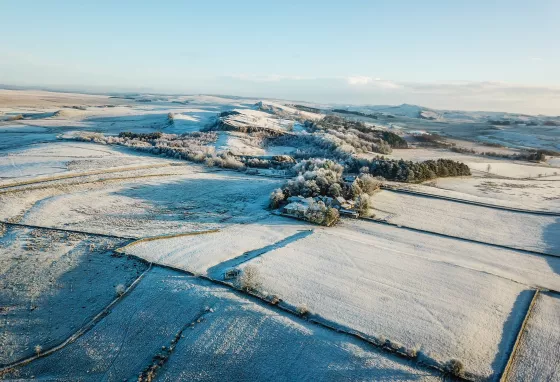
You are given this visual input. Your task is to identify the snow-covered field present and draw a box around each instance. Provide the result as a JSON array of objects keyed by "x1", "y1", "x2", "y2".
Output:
[
  {"x1": 0, "y1": 164, "x2": 281, "y2": 237},
  {"x1": 2, "y1": 267, "x2": 441, "y2": 381},
  {"x1": 467, "y1": 161, "x2": 558, "y2": 179},
  {"x1": 371, "y1": 190, "x2": 560, "y2": 254},
  {"x1": 238, "y1": 222, "x2": 532, "y2": 379},
  {"x1": 506, "y1": 292, "x2": 560, "y2": 381},
  {"x1": 0, "y1": 141, "x2": 176, "y2": 185},
  {"x1": 412, "y1": 177, "x2": 560, "y2": 212},
  {"x1": 344, "y1": 220, "x2": 560, "y2": 290}
]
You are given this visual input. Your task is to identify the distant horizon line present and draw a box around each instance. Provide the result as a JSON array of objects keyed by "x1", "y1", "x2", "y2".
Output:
[{"x1": 1, "y1": 83, "x2": 559, "y2": 118}]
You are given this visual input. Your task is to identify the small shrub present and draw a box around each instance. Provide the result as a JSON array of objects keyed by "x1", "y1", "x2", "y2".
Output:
[
  {"x1": 407, "y1": 344, "x2": 421, "y2": 358},
  {"x1": 115, "y1": 284, "x2": 126, "y2": 296},
  {"x1": 377, "y1": 335, "x2": 387, "y2": 345},
  {"x1": 237, "y1": 265, "x2": 261, "y2": 292},
  {"x1": 357, "y1": 174, "x2": 381, "y2": 195},
  {"x1": 304, "y1": 201, "x2": 339, "y2": 226},
  {"x1": 34, "y1": 345, "x2": 42, "y2": 355},
  {"x1": 444, "y1": 359, "x2": 464, "y2": 377},
  {"x1": 350, "y1": 181, "x2": 363, "y2": 198},
  {"x1": 221, "y1": 155, "x2": 245, "y2": 170},
  {"x1": 388, "y1": 340, "x2": 403, "y2": 352},
  {"x1": 296, "y1": 304, "x2": 309, "y2": 316},
  {"x1": 354, "y1": 194, "x2": 371, "y2": 217},
  {"x1": 8, "y1": 114, "x2": 24, "y2": 121},
  {"x1": 269, "y1": 188, "x2": 285, "y2": 209},
  {"x1": 324, "y1": 207, "x2": 340, "y2": 227}
]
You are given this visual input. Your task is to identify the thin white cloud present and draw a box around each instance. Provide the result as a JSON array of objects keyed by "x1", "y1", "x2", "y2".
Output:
[
  {"x1": 347, "y1": 76, "x2": 401, "y2": 89},
  {"x1": 347, "y1": 76, "x2": 373, "y2": 85}
]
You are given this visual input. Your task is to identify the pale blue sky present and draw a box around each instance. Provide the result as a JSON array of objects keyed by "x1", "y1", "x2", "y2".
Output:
[{"x1": 1, "y1": 0, "x2": 559, "y2": 114}]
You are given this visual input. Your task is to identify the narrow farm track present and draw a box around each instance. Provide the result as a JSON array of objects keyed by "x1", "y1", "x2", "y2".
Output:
[
  {"x1": 381, "y1": 186, "x2": 560, "y2": 217},
  {"x1": 361, "y1": 218, "x2": 559, "y2": 259},
  {"x1": 0, "y1": 263, "x2": 153, "y2": 376}
]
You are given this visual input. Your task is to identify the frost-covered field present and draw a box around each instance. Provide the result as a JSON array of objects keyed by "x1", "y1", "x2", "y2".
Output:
[
  {"x1": 0, "y1": 141, "x2": 176, "y2": 185},
  {"x1": 0, "y1": 226, "x2": 142, "y2": 364},
  {"x1": 371, "y1": 190, "x2": 560, "y2": 254},
  {"x1": 345, "y1": 220, "x2": 560, "y2": 290},
  {"x1": 467, "y1": 161, "x2": 559, "y2": 179},
  {"x1": 0, "y1": 163, "x2": 281, "y2": 237},
  {"x1": 411, "y1": 177, "x2": 560, "y2": 212},
  {"x1": 506, "y1": 292, "x2": 560, "y2": 381},
  {"x1": 238, "y1": 222, "x2": 532, "y2": 380}
]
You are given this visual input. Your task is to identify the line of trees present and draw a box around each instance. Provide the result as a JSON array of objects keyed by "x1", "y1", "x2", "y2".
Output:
[
  {"x1": 450, "y1": 146, "x2": 547, "y2": 162},
  {"x1": 332, "y1": 109, "x2": 378, "y2": 119}
]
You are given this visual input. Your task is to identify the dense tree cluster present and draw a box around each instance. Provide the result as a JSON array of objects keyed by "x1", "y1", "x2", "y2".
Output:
[
  {"x1": 488, "y1": 120, "x2": 512, "y2": 126},
  {"x1": 488, "y1": 119, "x2": 560, "y2": 127},
  {"x1": 236, "y1": 156, "x2": 294, "y2": 170},
  {"x1": 117, "y1": 132, "x2": 163, "y2": 140},
  {"x1": 348, "y1": 156, "x2": 471, "y2": 182},
  {"x1": 270, "y1": 159, "x2": 381, "y2": 221},
  {"x1": 282, "y1": 159, "x2": 345, "y2": 198},
  {"x1": 71, "y1": 126, "x2": 471, "y2": 185},
  {"x1": 332, "y1": 109, "x2": 378, "y2": 119},
  {"x1": 413, "y1": 133, "x2": 451, "y2": 148},
  {"x1": 289, "y1": 104, "x2": 322, "y2": 113},
  {"x1": 304, "y1": 201, "x2": 340, "y2": 226},
  {"x1": 382, "y1": 131, "x2": 408, "y2": 148}
]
